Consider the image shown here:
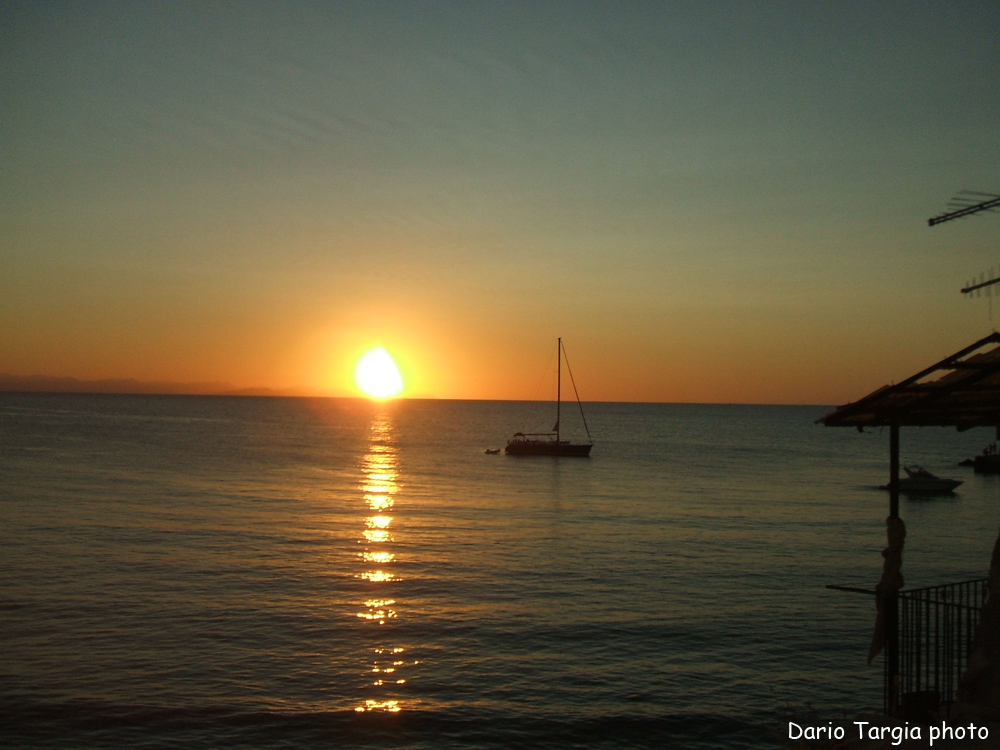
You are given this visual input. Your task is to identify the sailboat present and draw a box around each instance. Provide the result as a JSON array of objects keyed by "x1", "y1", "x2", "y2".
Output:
[{"x1": 505, "y1": 338, "x2": 593, "y2": 457}]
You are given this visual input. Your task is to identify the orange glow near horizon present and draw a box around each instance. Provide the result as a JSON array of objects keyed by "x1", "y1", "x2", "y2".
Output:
[{"x1": 5, "y1": 5, "x2": 1000, "y2": 409}]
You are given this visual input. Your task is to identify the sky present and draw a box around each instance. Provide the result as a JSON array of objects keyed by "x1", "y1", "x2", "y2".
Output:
[{"x1": 2, "y1": 0, "x2": 1000, "y2": 403}]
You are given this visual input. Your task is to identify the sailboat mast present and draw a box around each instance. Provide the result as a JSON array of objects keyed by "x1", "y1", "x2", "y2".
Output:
[{"x1": 556, "y1": 337, "x2": 561, "y2": 443}]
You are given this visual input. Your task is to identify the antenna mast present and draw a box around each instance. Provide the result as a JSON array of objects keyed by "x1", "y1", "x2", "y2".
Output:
[
  {"x1": 928, "y1": 191, "x2": 1000, "y2": 227},
  {"x1": 928, "y1": 189, "x2": 1000, "y2": 325}
]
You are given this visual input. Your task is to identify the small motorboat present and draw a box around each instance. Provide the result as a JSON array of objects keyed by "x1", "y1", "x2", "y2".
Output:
[
  {"x1": 881, "y1": 466, "x2": 962, "y2": 493},
  {"x1": 972, "y1": 442, "x2": 1000, "y2": 473},
  {"x1": 974, "y1": 454, "x2": 1000, "y2": 473},
  {"x1": 485, "y1": 448, "x2": 501, "y2": 455}
]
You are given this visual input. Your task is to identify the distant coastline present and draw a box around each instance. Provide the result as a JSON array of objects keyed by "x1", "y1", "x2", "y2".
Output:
[
  {"x1": 0, "y1": 373, "x2": 305, "y2": 398},
  {"x1": 0, "y1": 374, "x2": 447, "y2": 399},
  {"x1": 0, "y1": 375, "x2": 822, "y2": 405}
]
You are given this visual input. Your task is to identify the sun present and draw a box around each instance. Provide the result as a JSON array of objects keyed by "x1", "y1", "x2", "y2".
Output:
[{"x1": 355, "y1": 347, "x2": 404, "y2": 399}]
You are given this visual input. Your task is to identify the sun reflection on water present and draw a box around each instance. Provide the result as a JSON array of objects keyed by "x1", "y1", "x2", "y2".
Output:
[
  {"x1": 354, "y1": 412, "x2": 409, "y2": 712},
  {"x1": 362, "y1": 529, "x2": 390, "y2": 543},
  {"x1": 359, "y1": 570, "x2": 395, "y2": 582},
  {"x1": 361, "y1": 551, "x2": 395, "y2": 564}
]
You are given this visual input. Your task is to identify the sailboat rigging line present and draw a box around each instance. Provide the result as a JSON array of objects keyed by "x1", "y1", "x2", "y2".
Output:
[
  {"x1": 560, "y1": 341, "x2": 592, "y2": 443},
  {"x1": 529, "y1": 345, "x2": 557, "y2": 404}
]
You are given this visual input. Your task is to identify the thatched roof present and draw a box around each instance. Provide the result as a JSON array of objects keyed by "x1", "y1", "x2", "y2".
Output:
[{"x1": 819, "y1": 332, "x2": 1000, "y2": 430}]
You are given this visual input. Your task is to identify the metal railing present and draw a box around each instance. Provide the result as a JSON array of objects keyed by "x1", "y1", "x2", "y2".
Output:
[{"x1": 892, "y1": 578, "x2": 988, "y2": 718}]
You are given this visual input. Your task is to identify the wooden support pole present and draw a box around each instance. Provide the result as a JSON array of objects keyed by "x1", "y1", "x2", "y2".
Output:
[
  {"x1": 889, "y1": 423, "x2": 899, "y2": 520},
  {"x1": 887, "y1": 421, "x2": 900, "y2": 714}
]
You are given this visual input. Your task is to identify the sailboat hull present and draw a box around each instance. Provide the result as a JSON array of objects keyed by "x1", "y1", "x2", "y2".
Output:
[{"x1": 504, "y1": 440, "x2": 592, "y2": 457}]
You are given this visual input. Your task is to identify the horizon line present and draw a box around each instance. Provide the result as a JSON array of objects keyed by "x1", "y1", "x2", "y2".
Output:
[{"x1": 0, "y1": 373, "x2": 834, "y2": 408}]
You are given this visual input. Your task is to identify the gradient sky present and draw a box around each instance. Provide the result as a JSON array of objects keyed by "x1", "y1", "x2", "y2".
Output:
[{"x1": 3, "y1": 1, "x2": 1000, "y2": 403}]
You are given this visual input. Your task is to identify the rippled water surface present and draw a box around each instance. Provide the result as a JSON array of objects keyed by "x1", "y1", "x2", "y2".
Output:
[{"x1": 2, "y1": 394, "x2": 998, "y2": 748}]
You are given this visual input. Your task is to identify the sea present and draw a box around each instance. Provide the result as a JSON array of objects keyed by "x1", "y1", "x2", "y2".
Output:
[{"x1": 2, "y1": 393, "x2": 998, "y2": 749}]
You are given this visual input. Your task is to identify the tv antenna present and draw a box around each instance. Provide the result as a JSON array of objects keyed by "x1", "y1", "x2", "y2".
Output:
[
  {"x1": 928, "y1": 190, "x2": 1000, "y2": 325},
  {"x1": 928, "y1": 191, "x2": 1000, "y2": 227},
  {"x1": 961, "y1": 267, "x2": 1000, "y2": 325}
]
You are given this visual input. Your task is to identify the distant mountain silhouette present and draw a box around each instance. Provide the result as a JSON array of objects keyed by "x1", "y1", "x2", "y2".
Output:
[{"x1": 0, "y1": 374, "x2": 312, "y2": 397}]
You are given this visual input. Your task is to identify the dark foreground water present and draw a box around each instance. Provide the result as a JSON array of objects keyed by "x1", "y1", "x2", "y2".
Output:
[{"x1": 2, "y1": 394, "x2": 997, "y2": 748}]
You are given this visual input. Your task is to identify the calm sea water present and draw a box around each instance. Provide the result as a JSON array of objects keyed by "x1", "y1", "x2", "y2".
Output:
[{"x1": 2, "y1": 394, "x2": 998, "y2": 748}]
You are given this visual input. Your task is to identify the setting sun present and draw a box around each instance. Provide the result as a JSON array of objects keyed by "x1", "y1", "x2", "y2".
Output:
[{"x1": 355, "y1": 347, "x2": 404, "y2": 399}]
